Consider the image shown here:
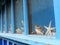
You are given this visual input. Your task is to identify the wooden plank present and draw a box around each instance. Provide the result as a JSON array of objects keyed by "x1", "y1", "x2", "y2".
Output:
[
  {"x1": 11, "y1": 0, "x2": 15, "y2": 33},
  {"x1": 0, "y1": 33, "x2": 60, "y2": 45},
  {"x1": 53, "y1": 0, "x2": 60, "y2": 39},
  {"x1": 23, "y1": 0, "x2": 29, "y2": 35},
  {"x1": 28, "y1": 0, "x2": 32, "y2": 34}
]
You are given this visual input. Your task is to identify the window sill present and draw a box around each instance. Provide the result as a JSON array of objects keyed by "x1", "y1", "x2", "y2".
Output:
[{"x1": 0, "y1": 33, "x2": 60, "y2": 45}]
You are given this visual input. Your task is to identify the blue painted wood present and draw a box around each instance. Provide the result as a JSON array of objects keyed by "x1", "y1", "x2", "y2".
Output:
[
  {"x1": 1, "y1": 33, "x2": 59, "y2": 45},
  {"x1": 0, "y1": 38, "x2": 2, "y2": 45},
  {"x1": 11, "y1": 0, "x2": 15, "y2": 33},
  {"x1": 5, "y1": 4, "x2": 8, "y2": 33},
  {"x1": 7, "y1": 40, "x2": 9, "y2": 45},
  {"x1": 53, "y1": 0, "x2": 60, "y2": 39},
  {"x1": 4, "y1": 40, "x2": 7, "y2": 45},
  {"x1": 9, "y1": 42, "x2": 12, "y2": 45},
  {"x1": 0, "y1": 0, "x2": 60, "y2": 45},
  {"x1": 12, "y1": 42, "x2": 14, "y2": 45},
  {"x1": 23, "y1": 0, "x2": 29, "y2": 35},
  {"x1": 1, "y1": 8, "x2": 3, "y2": 32},
  {"x1": 2, "y1": 39, "x2": 4, "y2": 45}
]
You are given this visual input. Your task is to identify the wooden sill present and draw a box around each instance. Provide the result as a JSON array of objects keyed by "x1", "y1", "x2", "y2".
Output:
[{"x1": 0, "y1": 33, "x2": 60, "y2": 45}]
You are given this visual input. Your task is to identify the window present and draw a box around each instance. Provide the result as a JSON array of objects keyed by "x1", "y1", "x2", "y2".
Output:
[
  {"x1": 29, "y1": 0, "x2": 56, "y2": 37},
  {"x1": 7, "y1": 0, "x2": 11, "y2": 33},
  {"x1": 14, "y1": 0, "x2": 24, "y2": 34},
  {"x1": 2, "y1": 6, "x2": 5, "y2": 33}
]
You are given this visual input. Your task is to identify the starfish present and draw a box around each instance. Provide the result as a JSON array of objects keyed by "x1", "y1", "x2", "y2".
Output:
[{"x1": 44, "y1": 21, "x2": 55, "y2": 35}]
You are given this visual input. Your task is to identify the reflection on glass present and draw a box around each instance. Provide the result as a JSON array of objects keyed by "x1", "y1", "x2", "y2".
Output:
[
  {"x1": 7, "y1": 1, "x2": 11, "y2": 33},
  {"x1": 3, "y1": 25, "x2": 5, "y2": 33},
  {"x1": 8, "y1": 24, "x2": 12, "y2": 33},
  {"x1": 16, "y1": 20, "x2": 24, "y2": 34},
  {"x1": 14, "y1": 0, "x2": 24, "y2": 34},
  {"x1": 2, "y1": 6, "x2": 5, "y2": 33},
  {"x1": 30, "y1": 0, "x2": 56, "y2": 36}
]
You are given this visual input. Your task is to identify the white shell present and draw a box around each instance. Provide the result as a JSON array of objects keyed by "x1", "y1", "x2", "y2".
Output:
[{"x1": 16, "y1": 28, "x2": 22, "y2": 34}]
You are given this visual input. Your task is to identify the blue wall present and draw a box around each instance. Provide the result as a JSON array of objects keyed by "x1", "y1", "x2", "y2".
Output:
[
  {"x1": 0, "y1": 38, "x2": 2, "y2": 45},
  {"x1": 31, "y1": 0, "x2": 55, "y2": 32}
]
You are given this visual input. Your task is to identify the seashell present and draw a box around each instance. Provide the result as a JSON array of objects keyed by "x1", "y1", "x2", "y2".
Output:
[
  {"x1": 16, "y1": 28, "x2": 22, "y2": 34},
  {"x1": 35, "y1": 25, "x2": 44, "y2": 35}
]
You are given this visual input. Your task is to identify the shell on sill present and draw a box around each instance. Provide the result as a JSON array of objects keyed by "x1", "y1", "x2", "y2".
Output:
[
  {"x1": 16, "y1": 28, "x2": 23, "y2": 34},
  {"x1": 34, "y1": 24, "x2": 44, "y2": 35}
]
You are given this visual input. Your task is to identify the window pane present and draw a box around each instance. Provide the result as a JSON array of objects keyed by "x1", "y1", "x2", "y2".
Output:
[
  {"x1": 29, "y1": 0, "x2": 56, "y2": 37},
  {"x1": 2, "y1": 6, "x2": 5, "y2": 33},
  {"x1": 14, "y1": 0, "x2": 24, "y2": 34},
  {"x1": 7, "y1": 0, "x2": 11, "y2": 33}
]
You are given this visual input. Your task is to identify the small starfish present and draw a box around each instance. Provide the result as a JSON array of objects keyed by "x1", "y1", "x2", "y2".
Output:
[{"x1": 44, "y1": 21, "x2": 55, "y2": 35}]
